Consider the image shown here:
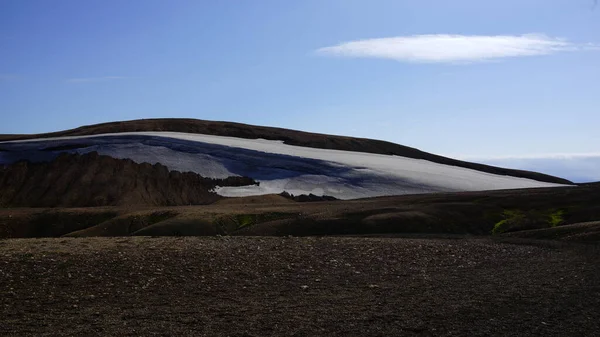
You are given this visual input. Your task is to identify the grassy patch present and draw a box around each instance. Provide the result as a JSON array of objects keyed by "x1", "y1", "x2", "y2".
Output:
[
  {"x1": 492, "y1": 210, "x2": 526, "y2": 235},
  {"x1": 492, "y1": 209, "x2": 568, "y2": 235},
  {"x1": 233, "y1": 212, "x2": 293, "y2": 229},
  {"x1": 214, "y1": 212, "x2": 295, "y2": 234},
  {"x1": 236, "y1": 214, "x2": 256, "y2": 229},
  {"x1": 549, "y1": 210, "x2": 565, "y2": 227}
]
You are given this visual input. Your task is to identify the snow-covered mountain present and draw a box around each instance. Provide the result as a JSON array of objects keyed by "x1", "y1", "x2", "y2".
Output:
[{"x1": 0, "y1": 119, "x2": 571, "y2": 200}]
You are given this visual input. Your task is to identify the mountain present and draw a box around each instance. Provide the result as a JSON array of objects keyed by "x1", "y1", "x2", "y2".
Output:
[
  {"x1": 0, "y1": 118, "x2": 571, "y2": 183},
  {"x1": 0, "y1": 118, "x2": 571, "y2": 201}
]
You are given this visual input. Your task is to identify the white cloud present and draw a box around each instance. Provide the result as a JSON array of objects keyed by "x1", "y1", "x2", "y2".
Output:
[
  {"x1": 316, "y1": 34, "x2": 596, "y2": 63},
  {"x1": 456, "y1": 152, "x2": 600, "y2": 161},
  {"x1": 456, "y1": 153, "x2": 600, "y2": 183},
  {"x1": 66, "y1": 76, "x2": 127, "y2": 83}
]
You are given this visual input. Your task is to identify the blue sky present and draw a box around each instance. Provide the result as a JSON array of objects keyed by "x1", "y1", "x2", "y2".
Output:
[{"x1": 1, "y1": 0, "x2": 599, "y2": 181}]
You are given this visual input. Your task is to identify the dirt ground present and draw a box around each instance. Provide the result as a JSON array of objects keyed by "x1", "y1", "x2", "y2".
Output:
[{"x1": 0, "y1": 236, "x2": 599, "y2": 336}]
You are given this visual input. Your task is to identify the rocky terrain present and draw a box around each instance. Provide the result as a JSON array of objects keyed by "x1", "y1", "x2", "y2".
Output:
[
  {"x1": 0, "y1": 152, "x2": 257, "y2": 207},
  {"x1": 0, "y1": 236, "x2": 598, "y2": 336}
]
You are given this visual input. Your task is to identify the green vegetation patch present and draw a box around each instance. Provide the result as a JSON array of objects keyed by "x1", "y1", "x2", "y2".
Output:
[
  {"x1": 492, "y1": 209, "x2": 568, "y2": 235},
  {"x1": 549, "y1": 210, "x2": 565, "y2": 227},
  {"x1": 231, "y1": 212, "x2": 292, "y2": 229},
  {"x1": 492, "y1": 210, "x2": 525, "y2": 235}
]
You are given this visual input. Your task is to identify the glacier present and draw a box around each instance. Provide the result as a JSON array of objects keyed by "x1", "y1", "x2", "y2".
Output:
[{"x1": 0, "y1": 132, "x2": 568, "y2": 199}]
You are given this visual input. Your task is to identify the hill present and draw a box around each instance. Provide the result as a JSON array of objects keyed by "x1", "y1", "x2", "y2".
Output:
[
  {"x1": 0, "y1": 118, "x2": 571, "y2": 185},
  {"x1": 2, "y1": 182, "x2": 600, "y2": 239}
]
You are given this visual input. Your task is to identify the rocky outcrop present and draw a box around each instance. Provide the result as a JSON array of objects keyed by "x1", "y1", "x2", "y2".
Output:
[
  {"x1": 0, "y1": 152, "x2": 257, "y2": 207},
  {"x1": 279, "y1": 191, "x2": 338, "y2": 202}
]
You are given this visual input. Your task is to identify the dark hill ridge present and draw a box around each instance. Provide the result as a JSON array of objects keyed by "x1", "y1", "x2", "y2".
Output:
[
  {"x1": 0, "y1": 152, "x2": 257, "y2": 207},
  {"x1": 0, "y1": 118, "x2": 571, "y2": 184}
]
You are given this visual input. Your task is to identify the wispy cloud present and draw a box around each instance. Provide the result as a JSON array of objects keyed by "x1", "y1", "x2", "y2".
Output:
[
  {"x1": 66, "y1": 76, "x2": 127, "y2": 83},
  {"x1": 316, "y1": 34, "x2": 597, "y2": 64}
]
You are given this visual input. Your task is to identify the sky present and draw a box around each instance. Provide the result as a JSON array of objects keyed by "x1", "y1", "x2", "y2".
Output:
[{"x1": 1, "y1": 0, "x2": 599, "y2": 181}]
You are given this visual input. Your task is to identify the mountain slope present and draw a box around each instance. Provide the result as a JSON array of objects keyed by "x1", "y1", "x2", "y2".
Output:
[
  {"x1": 0, "y1": 118, "x2": 571, "y2": 185},
  {"x1": 0, "y1": 132, "x2": 567, "y2": 200},
  {"x1": 0, "y1": 152, "x2": 257, "y2": 207}
]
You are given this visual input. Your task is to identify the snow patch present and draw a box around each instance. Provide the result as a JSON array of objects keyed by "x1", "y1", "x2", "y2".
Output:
[{"x1": 0, "y1": 132, "x2": 569, "y2": 199}]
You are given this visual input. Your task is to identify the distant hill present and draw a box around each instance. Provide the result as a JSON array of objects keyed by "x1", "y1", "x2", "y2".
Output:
[{"x1": 0, "y1": 118, "x2": 571, "y2": 185}]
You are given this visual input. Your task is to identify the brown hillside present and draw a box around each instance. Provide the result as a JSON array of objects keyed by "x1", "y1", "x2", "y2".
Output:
[
  {"x1": 0, "y1": 152, "x2": 257, "y2": 207},
  {"x1": 0, "y1": 118, "x2": 571, "y2": 184},
  {"x1": 3, "y1": 182, "x2": 600, "y2": 239}
]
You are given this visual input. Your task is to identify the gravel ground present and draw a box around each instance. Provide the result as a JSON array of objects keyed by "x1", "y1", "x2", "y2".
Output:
[{"x1": 0, "y1": 236, "x2": 599, "y2": 336}]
